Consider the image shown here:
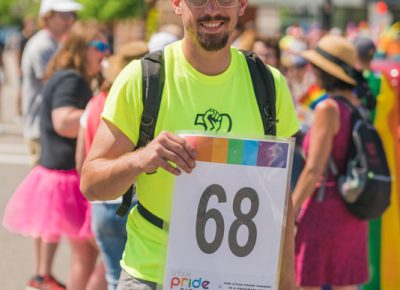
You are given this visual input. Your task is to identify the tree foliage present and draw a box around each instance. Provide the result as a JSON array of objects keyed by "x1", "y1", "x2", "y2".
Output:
[
  {"x1": 78, "y1": 0, "x2": 146, "y2": 21},
  {"x1": 0, "y1": 0, "x2": 146, "y2": 26},
  {"x1": 0, "y1": 0, "x2": 39, "y2": 26}
]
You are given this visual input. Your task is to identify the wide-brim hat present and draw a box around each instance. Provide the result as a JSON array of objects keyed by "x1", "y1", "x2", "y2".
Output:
[
  {"x1": 102, "y1": 41, "x2": 148, "y2": 84},
  {"x1": 40, "y1": 0, "x2": 82, "y2": 16},
  {"x1": 300, "y1": 34, "x2": 357, "y2": 85}
]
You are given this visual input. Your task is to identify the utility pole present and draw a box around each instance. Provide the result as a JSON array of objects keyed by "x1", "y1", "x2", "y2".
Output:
[
  {"x1": 321, "y1": 0, "x2": 333, "y2": 32},
  {"x1": 364, "y1": 0, "x2": 370, "y2": 22}
]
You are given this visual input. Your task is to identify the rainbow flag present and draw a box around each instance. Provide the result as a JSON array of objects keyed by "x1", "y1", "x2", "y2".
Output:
[
  {"x1": 185, "y1": 135, "x2": 289, "y2": 169},
  {"x1": 317, "y1": 72, "x2": 400, "y2": 290},
  {"x1": 298, "y1": 83, "x2": 327, "y2": 109},
  {"x1": 361, "y1": 73, "x2": 400, "y2": 290}
]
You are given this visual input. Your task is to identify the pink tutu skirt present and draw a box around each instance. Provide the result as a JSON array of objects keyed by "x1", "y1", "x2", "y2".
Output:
[{"x1": 2, "y1": 165, "x2": 92, "y2": 242}]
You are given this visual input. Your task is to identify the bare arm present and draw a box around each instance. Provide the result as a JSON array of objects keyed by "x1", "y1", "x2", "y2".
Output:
[
  {"x1": 80, "y1": 119, "x2": 197, "y2": 201},
  {"x1": 292, "y1": 99, "x2": 340, "y2": 212},
  {"x1": 75, "y1": 125, "x2": 86, "y2": 175},
  {"x1": 52, "y1": 106, "x2": 84, "y2": 138},
  {"x1": 279, "y1": 100, "x2": 339, "y2": 289},
  {"x1": 278, "y1": 199, "x2": 296, "y2": 290}
]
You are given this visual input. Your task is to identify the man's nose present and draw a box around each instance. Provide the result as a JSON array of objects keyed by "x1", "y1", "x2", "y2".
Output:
[{"x1": 204, "y1": 0, "x2": 220, "y2": 13}]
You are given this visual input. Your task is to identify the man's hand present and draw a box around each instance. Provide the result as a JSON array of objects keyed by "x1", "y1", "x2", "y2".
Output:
[{"x1": 136, "y1": 131, "x2": 197, "y2": 176}]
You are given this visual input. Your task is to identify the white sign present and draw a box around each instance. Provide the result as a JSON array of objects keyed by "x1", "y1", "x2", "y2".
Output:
[{"x1": 164, "y1": 135, "x2": 293, "y2": 290}]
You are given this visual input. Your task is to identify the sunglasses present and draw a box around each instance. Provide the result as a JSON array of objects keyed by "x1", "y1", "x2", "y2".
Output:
[
  {"x1": 88, "y1": 41, "x2": 110, "y2": 53},
  {"x1": 58, "y1": 11, "x2": 77, "y2": 20},
  {"x1": 186, "y1": 0, "x2": 238, "y2": 8}
]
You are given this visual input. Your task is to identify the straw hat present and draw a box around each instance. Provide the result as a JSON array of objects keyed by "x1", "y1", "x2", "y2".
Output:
[
  {"x1": 300, "y1": 35, "x2": 357, "y2": 85},
  {"x1": 102, "y1": 41, "x2": 148, "y2": 84}
]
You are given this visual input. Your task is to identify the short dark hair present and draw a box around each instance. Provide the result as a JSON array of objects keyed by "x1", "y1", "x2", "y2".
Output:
[
  {"x1": 313, "y1": 65, "x2": 355, "y2": 92},
  {"x1": 254, "y1": 36, "x2": 281, "y2": 67}
]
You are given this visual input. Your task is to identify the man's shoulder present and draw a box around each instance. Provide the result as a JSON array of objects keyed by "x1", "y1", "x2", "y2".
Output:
[
  {"x1": 24, "y1": 30, "x2": 58, "y2": 54},
  {"x1": 116, "y1": 59, "x2": 142, "y2": 81},
  {"x1": 267, "y1": 65, "x2": 285, "y2": 87},
  {"x1": 108, "y1": 59, "x2": 143, "y2": 95},
  {"x1": 234, "y1": 48, "x2": 284, "y2": 81}
]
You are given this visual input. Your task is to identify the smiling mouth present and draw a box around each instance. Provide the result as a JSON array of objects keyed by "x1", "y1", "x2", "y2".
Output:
[{"x1": 200, "y1": 21, "x2": 224, "y2": 29}]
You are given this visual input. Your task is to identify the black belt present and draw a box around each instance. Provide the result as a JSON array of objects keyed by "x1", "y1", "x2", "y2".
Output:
[{"x1": 137, "y1": 201, "x2": 164, "y2": 229}]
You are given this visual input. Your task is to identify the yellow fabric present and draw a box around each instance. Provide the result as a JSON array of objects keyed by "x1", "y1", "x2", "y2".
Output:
[
  {"x1": 102, "y1": 41, "x2": 300, "y2": 283},
  {"x1": 375, "y1": 75, "x2": 400, "y2": 289}
]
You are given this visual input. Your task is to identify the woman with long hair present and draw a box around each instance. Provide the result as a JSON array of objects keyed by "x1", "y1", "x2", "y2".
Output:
[
  {"x1": 75, "y1": 41, "x2": 148, "y2": 290},
  {"x1": 3, "y1": 21, "x2": 109, "y2": 290},
  {"x1": 292, "y1": 35, "x2": 369, "y2": 290}
]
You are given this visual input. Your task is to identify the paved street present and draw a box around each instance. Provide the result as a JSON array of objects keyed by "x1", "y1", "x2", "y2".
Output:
[{"x1": 0, "y1": 50, "x2": 70, "y2": 290}]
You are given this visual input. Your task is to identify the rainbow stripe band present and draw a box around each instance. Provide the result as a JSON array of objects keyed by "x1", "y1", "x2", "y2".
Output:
[{"x1": 190, "y1": 136, "x2": 288, "y2": 168}]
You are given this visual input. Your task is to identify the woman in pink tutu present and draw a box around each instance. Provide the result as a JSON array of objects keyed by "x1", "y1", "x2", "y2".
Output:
[{"x1": 2, "y1": 21, "x2": 108, "y2": 290}]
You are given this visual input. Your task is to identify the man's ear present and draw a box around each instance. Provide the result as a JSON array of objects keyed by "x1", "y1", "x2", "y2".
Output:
[
  {"x1": 238, "y1": 0, "x2": 248, "y2": 16},
  {"x1": 171, "y1": 0, "x2": 183, "y2": 15}
]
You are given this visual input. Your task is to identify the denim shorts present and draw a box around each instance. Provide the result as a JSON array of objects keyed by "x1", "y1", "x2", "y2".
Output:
[
  {"x1": 117, "y1": 269, "x2": 158, "y2": 290},
  {"x1": 92, "y1": 202, "x2": 132, "y2": 290}
]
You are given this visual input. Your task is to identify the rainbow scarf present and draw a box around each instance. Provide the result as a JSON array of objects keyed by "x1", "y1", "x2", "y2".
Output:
[{"x1": 298, "y1": 83, "x2": 327, "y2": 109}]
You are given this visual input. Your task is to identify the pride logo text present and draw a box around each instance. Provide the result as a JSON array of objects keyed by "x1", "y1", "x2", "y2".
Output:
[{"x1": 170, "y1": 276, "x2": 210, "y2": 289}]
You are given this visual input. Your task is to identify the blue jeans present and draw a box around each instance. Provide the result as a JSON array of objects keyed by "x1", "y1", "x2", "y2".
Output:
[{"x1": 91, "y1": 202, "x2": 133, "y2": 290}]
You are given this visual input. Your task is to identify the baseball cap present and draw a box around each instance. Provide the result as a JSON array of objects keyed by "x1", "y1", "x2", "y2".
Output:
[
  {"x1": 40, "y1": 0, "x2": 82, "y2": 16},
  {"x1": 353, "y1": 36, "x2": 376, "y2": 61},
  {"x1": 148, "y1": 31, "x2": 179, "y2": 52}
]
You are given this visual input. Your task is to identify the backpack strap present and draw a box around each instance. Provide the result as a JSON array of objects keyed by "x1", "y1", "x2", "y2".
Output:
[
  {"x1": 115, "y1": 186, "x2": 136, "y2": 217},
  {"x1": 332, "y1": 95, "x2": 371, "y2": 122},
  {"x1": 137, "y1": 50, "x2": 165, "y2": 147},
  {"x1": 317, "y1": 157, "x2": 339, "y2": 202},
  {"x1": 241, "y1": 50, "x2": 277, "y2": 136},
  {"x1": 116, "y1": 51, "x2": 165, "y2": 217},
  {"x1": 317, "y1": 96, "x2": 358, "y2": 202}
]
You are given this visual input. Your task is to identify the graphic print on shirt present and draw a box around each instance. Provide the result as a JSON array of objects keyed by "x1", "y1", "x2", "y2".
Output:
[{"x1": 194, "y1": 108, "x2": 232, "y2": 132}]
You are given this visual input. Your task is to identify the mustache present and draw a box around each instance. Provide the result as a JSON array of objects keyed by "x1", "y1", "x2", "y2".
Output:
[{"x1": 197, "y1": 14, "x2": 230, "y2": 23}]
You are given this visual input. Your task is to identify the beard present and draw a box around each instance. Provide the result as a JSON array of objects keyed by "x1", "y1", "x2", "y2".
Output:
[
  {"x1": 197, "y1": 31, "x2": 230, "y2": 51},
  {"x1": 195, "y1": 15, "x2": 231, "y2": 51}
]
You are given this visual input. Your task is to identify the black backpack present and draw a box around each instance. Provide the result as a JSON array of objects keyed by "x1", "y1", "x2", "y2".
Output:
[
  {"x1": 330, "y1": 96, "x2": 391, "y2": 220},
  {"x1": 116, "y1": 50, "x2": 277, "y2": 217}
]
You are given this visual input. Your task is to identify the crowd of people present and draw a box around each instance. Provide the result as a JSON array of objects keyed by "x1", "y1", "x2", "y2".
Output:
[{"x1": 1, "y1": 0, "x2": 399, "y2": 289}]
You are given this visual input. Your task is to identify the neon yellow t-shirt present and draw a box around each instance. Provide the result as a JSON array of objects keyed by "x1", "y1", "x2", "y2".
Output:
[{"x1": 102, "y1": 41, "x2": 300, "y2": 283}]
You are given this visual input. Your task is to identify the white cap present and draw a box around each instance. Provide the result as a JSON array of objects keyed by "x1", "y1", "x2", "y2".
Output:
[
  {"x1": 148, "y1": 32, "x2": 179, "y2": 52},
  {"x1": 40, "y1": 0, "x2": 82, "y2": 16}
]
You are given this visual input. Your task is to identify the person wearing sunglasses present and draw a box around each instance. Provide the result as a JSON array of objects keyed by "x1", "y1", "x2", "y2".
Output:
[
  {"x1": 3, "y1": 21, "x2": 108, "y2": 290},
  {"x1": 88, "y1": 40, "x2": 111, "y2": 53},
  {"x1": 81, "y1": 1, "x2": 299, "y2": 290}
]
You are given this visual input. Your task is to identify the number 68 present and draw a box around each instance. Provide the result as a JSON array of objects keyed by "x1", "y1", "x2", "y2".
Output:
[{"x1": 195, "y1": 184, "x2": 259, "y2": 257}]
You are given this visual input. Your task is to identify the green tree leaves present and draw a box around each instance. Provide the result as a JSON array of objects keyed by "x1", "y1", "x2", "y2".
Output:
[
  {"x1": 78, "y1": 0, "x2": 146, "y2": 21},
  {"x1": 0, "y1": 0, "x2": 146, "y2": 25},
  {"x1": 0, "y1": 0, "x2": 39, "y2": 25}
]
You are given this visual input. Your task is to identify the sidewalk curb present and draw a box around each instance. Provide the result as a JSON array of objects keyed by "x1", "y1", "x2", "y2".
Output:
[{"x1": 0, "y1": 123, "x2": 23, "y2": 136}]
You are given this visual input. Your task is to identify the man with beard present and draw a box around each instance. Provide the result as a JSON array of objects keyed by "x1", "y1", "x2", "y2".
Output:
[{"x1": 80, "y1": 0, "x2": 299, "y2": 289}]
